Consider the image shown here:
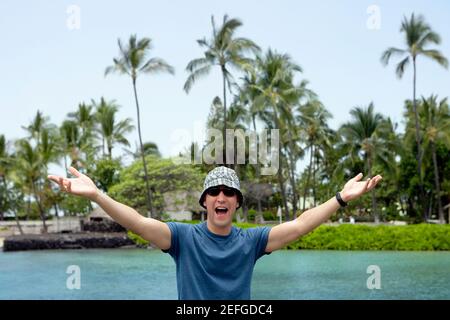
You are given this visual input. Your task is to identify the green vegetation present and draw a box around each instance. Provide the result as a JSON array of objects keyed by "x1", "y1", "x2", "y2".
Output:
[
  {"x1": 0, "y1": 13, "x2": 448, "y2": 234},
  {"x1": 128, "y1": 222, "x2": 450, "y2": 251},
  {"x1": 127, "y1": 230, "x2": 150, "y2": 247},
  {"x1": 109, "y1": 157, "x2": 204, "y2": 219},
  {"x1": 286, "y1": 224, "x2": 450, "y2": 251}
]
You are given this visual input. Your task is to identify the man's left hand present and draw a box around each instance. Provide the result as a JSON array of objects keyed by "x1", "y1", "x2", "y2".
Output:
[{"x1": 340, "y1": 173, "x2": 383, "y2": 203}]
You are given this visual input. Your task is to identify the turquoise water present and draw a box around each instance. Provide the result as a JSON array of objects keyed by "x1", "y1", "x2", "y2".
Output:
[{"x1": 1, "y1": 249, "x2": 449, "y2": 299}]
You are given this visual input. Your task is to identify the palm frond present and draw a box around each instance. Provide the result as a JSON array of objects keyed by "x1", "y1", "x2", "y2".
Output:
[
  {"x1": 421, "y1": 49, "x2": 449, "y2": 68},
  {"x1": 183, "y1": 64, "x2": 212, "y2": 93},
  {"x1": 395, "y1": 56, "x2": 410, "y2": 78}
]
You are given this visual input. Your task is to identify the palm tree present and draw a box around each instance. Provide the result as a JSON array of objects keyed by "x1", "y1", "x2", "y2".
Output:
[
  {"x1": 0, "y1": 135, "x2": 9, "y2": 221},
  {"x1": 381, "y1": 13, "x2": 448, "y2": 218},
  {"x1": 0, "y1": 135, "x2": 24, "y2": 233},
  {"x1": 339, "y1": 103, "x2": 394, "y2": 223},
  {"x1": 22, "y1": 110, "x2": 49, "y2": 147},
  {"x1": 93, "y1": 97, "x2": 134, "y2": 159},
  {"x1": 297, "y1": 99, "x2": 332, "y2": 210},
  {"x1": 406, "y1": 96, "x2": 450, "y2": 223},
  {"x1": 15, "y1": 139, "x2": 47, "y2": 232},
  {"x1": 68, "y1": 103, "x2": 96, "y2": 144},
  {"x1": 105, "y1": 35, "x2": 174, "y2": 218},
  {"x1": 125, "y1": 141, "x2": 161, "y2": 159},
  {"x1": 184, "y1": 15, "x2": 260, "y2": 165},
  {"x1": 60, "y1": 120, "x2": 82, "y2": 172},
  {"x1": 248, "y1": 50, "x2": 305, "y2": 220}
]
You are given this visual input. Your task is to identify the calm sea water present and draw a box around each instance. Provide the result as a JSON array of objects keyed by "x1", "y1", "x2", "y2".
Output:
[{"x1": 1, "y1": 249, "x2": 449, "y2": 299}]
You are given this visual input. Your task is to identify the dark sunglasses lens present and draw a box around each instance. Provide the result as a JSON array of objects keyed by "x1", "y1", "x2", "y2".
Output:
[
  {"x1": 223, "y1": 188, "x2": 236, "y2": 197},
  {"x1": 206, "y1": 187, "x2": 236, "y2": 197},
  {"x1": 207, "y1": 187, "x2": 220, "y2": 196}
]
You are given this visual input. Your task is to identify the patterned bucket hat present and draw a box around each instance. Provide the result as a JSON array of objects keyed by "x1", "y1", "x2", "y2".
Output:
[{"x1": 199, "y1": 166, "x2": 244, "y2": 209}]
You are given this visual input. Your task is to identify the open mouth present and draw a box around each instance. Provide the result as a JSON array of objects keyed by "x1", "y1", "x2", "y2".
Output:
[{"x1": 215, "y1": 207, "x2": 229, "y2": 216}]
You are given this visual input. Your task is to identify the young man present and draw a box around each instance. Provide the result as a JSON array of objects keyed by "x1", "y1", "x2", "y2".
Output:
[{"x1": 48, "y1": 166, "x2": 382, "y2": 300}]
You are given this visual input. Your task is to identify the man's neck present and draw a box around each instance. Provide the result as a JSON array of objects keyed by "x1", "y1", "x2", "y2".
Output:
[{"x1": 206, "y1": 221, "x2": 232, "y2": 236}]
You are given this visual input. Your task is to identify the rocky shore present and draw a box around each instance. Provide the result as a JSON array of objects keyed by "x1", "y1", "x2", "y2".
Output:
[{"x1": 3, "y1": 232, "x2": 135, "y2": 252}]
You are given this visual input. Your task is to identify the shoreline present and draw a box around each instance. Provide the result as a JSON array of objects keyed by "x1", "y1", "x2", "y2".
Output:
[{"x1": 3, "y1": 232, "x2": 135, "y2": 252}]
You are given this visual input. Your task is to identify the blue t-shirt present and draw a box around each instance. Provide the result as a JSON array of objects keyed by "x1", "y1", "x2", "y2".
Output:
[{"x1": 163, "y1": 221, "x2": 271, "y2": 300}]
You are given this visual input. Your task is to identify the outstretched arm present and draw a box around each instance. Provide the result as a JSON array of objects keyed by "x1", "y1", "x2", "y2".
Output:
[
  {"x1": 265, "y1": 173, "x2": 382, "y2": 252},
  {"x1": 48, "y1": 166, "x2": 171, "y2": 250}
]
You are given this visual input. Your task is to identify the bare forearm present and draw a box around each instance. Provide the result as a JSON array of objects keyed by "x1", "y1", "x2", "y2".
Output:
[
  {"x1": 296, "y1": 196, "x2": 340, "y2": 236},
  {"x1": 92, "y1": 191, "x2": 145, "y2": 233},
  {"x1": 90, "y1": 191, "x2": 171, "y2": 249}
]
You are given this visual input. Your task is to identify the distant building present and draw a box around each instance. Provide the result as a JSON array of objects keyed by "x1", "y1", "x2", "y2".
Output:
[
  {"x1": 87, "y1": 207, "x2": 113, "y2": 222},
  {"x1": 163, "y1": 190, "x2": 204, "y2": 221},
  {"x1": 81, "y1": 207, "x2": 125, "y2": 232}
]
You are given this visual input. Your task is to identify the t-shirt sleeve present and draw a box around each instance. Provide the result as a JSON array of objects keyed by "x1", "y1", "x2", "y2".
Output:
[
  {"x1": 250, "y1": 226, "x2": 272, "y2": 261},
  {"x1": 161, "y1": 221, "x2": 181, "y2": 258}
]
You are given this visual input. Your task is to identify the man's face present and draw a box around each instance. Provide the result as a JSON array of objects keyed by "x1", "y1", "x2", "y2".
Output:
[{"x1": 204, "y1": 185, "x2": 239, "y2": 228}]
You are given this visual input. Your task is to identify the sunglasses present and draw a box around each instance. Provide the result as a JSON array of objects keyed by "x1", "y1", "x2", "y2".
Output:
[{"x1": 206, "y1": 186, "x2": 237, "y2": 197}]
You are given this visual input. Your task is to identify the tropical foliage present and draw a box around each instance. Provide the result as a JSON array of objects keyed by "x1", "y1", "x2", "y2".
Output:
[{"x1": 0, "y1": 13, "x2": 448, "y2": 232}]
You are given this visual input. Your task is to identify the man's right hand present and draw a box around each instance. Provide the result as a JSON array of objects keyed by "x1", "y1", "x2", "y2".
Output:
[{"x1": 48, "y1": 166, "x2": 99, "y2": 201}]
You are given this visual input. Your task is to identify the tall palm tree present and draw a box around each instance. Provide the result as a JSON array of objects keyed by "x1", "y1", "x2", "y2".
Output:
[
  {"x1": 105, "y1": 35, "x2": 174, "y2": 218},
  {"x1": 15, "y1": 139, "x2": 47, "y2": 232},
  {"x1": 184, "y1": 15, "x2": 260, "y2": 165},
  {"x1": 406, "y1": 96, "x2": 450, "y2": 223},
  {"x1": 0, "y1": 135, "x2": 24, "y2": 233},
  {"x1": 93, "y1": 98, "x2": 134, "y2": 159},
  {"x1": 251, "y1": 49, "x2": 304, "y2": 220},
  {"x1": 297, "y1": 99, "x2": 332, "y2": 210},
  {"x1": 0, "y1": 135, "x2": 9, "y2": 221},
  {"x1": 339, "y1": 103, "x2": 394, "y2": 223},
  {"x1": 381, "y1": 13, "x2": 448, "y2": 218}
]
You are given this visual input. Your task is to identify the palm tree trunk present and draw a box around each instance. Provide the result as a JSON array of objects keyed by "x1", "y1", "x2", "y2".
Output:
[
  {"x1": 221, "y1": 67, "x2": 227, "y2": 166},
  {"x1": 108, "y1": 143, "x2": 112, "y2": 159},
  {"x1": 368, "y1": 157, "x2": 379, "y2": 223},
  {"x1": 277, "y1": 164, "x2": 290, "y2": 221},
  {"x1": 256, "y1": 196, "x2": 263, "y2": 223},
  {"x1": 272, "y1": 106, "x2": 289, "y2": 220},
  {"x1": 431, "y1": 142, "x2": 444, "y2": 223},
  {"x1": 252, "y1": 117, "x2": 263, "y2": 223},
  {"x1": 302, "y1": 144, "x2": 313, "y2": 211},
  {"x1": 14, "y1": 209, "x2": 24, "y2": 235},
  {"x1": 313, "y1": 150, "x2": 318, "y2": 207},
  {"x1": 242, "y1": 200, "x2": 249, "y2": 223},
  {"x1": 31, "y1": 181, "x2": 47, "y2": 233},
  {"x1": 284, "y1": 145, "x2": 297, "y2": 219},
  {"x1": 412, "y1": 58, "x2": 426, "y2": 220},
  {"x1": 132, "y1": 78, "x2": 155, "y2": 218},
  {"x1": 286, "y1": 129, "x2": 299, "y2": 217},
  {"x1": 63, "y1": 154, "x2": 68, "y2": 174},
  {"x1": 2, "y1": 177, "x2": 24, "y2": 234}
]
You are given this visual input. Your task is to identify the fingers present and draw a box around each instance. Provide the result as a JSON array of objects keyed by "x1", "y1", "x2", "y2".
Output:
[
  {"x1": 64, "y1": 180, "x2": 72, "y2": 193},
  {"x1": 47, "y1": 175, "x2": 60, "y2": 183},
  {"x1": 69, "y1": 166, "x2": 82, "y2": 178},
  {"x1": 353, "y1": 173, "x2": 363, "y2": 181},
  {"x1": 47, "y1": 175, "x2": 70, "y2": 192},
  {"x1": 367, "y1": 175, "x2": 383, "y2": 190},
  {"x1": 365, "y1": 177, "x2": 371, "y2": 190}
]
